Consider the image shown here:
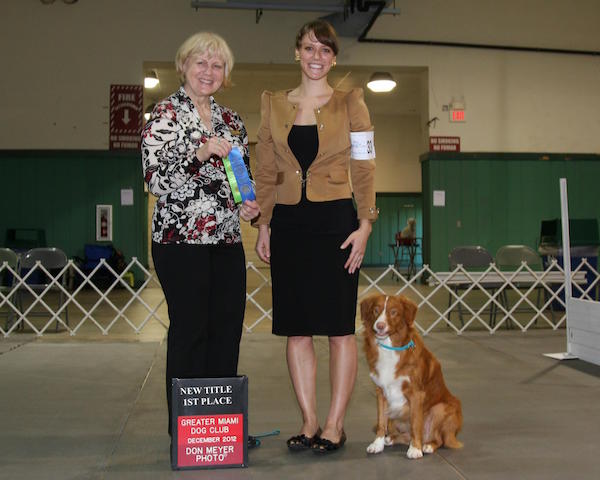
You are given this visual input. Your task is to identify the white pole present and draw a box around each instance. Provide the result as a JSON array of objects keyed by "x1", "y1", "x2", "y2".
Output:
[
  {"x1": 559, "y1": 178, "x2": 573, "y2": 307},
  {"x1": 544, "y1": 178, "x2": 577, "y2": 360}
]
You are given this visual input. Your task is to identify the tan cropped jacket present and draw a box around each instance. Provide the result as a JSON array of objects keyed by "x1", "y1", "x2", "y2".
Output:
[{"x1": 254, "y1": 88, "x2": 377, "y2": 225}]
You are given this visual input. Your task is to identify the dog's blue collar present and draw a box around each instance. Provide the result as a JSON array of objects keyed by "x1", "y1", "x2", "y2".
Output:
[{"x1": 377, "y1": 339, "x2": 415, "y2": 351}]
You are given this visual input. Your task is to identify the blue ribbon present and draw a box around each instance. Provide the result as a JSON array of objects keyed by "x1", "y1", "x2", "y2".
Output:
[{"x1": 224, "y1": 147, "x2": 255, "y2": 203}]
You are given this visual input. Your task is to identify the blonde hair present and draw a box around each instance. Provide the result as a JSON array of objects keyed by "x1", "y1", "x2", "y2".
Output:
[{"x1": 175, "y1": 32, "x2": 234, "y2": 87}]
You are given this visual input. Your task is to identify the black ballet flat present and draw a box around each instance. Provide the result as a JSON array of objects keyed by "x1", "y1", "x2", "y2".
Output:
[
  {"x1": 312, "y1": 430, "x2": 346, "y2": 454},
  {"x1": 287, "y1": 427, "x2": 322, "y2": 451}
]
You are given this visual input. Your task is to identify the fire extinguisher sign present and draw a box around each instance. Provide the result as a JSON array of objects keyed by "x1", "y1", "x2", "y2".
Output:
[{"x1": 171, "y1": 377, "x2": 248, "y2": 470}]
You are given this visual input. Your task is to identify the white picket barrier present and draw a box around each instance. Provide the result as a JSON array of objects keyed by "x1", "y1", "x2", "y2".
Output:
[
  {"x1": 374, "y1": 260, "x2": 592, "y2": 335},
  {"x1": 1, "y1": 257, "x2": 167, "y2": 337},
  {"x1": 1, "y1": 255, "x2": 597, "y2": 337}
]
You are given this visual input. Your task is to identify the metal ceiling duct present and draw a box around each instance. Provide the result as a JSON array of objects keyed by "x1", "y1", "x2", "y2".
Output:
[
  {"x1": 320, "y1": 1, "x2": 391, "y2": 38},
  {"x1": 192, "y1": 1, "x2": 350, "y2": 12},
  {"x1": 190, "y1": 1, "x2": 399, "y2": 36}
]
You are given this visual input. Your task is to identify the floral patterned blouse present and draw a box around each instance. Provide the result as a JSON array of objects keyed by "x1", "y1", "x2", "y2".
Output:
[{"x1": 141, "y1": 87, "x2": 250, "y2": 245}]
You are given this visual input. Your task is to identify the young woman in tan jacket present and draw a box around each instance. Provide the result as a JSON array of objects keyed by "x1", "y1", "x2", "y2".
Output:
[{"x1": 254, "y1": 20, "x2": 377, "y2": 454}]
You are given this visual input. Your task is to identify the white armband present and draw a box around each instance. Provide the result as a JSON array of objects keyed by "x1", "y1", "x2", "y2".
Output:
[{"x1": 350, "y1": 131, "x2": 375, "y2": 160}]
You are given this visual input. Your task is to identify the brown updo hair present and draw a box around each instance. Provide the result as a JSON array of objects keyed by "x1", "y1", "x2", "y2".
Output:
[{"x1": 295, "y1": 20, "x2": 339, "y2": 55}]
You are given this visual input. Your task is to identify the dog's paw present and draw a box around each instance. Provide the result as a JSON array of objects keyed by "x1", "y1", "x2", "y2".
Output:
[
  {"x1": 406, "y1": 444, "x2": 423, "y2": 459},
  {"x1": 422, "y1": 443, "x2": 434, "y2": 454},
  {"x1": 384, "y1": 435, "x2": 394, "y2": 446},
  {"x1": 366, "y1": 437, "x2": 386, "y2": 454}
]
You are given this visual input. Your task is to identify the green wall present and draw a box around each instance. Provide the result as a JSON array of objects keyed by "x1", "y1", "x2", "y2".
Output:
[
  {"x1": 364, "y1": 193, "x2": 423, "y2": 267},
  {"x1": 0, "y1": 150, "x2": 147, "y2": 268},
  {"x1": 422, "y1": 152, "x2": 600, "y2": 271}
]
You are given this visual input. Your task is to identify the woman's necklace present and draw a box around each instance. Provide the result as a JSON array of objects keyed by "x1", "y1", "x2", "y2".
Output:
[
  {"x1": 191, "y1": 96, "x2": 213, "y2": 132},
  {"x1": 198, "y1": 105, "x2": 213, "y2": 132}
]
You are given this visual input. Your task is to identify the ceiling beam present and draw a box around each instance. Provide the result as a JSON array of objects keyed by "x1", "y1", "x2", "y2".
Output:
[{"x1": 190, "y1": 1, "x2": 400, "y2": 15}]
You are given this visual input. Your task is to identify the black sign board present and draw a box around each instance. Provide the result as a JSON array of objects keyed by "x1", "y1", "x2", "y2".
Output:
[{"x1": 171, "y1": 376, "x2": 248, "y2": 470}]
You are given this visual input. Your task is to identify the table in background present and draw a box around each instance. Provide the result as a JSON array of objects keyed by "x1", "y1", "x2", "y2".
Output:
[{"x1": 389, "y1": 238, "x2": 421, "y2": 280}]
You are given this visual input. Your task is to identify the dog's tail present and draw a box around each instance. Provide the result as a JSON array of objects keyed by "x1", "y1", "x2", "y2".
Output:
[{"x1": 443, "y1": 432, "x2": 463, "y2": 449}]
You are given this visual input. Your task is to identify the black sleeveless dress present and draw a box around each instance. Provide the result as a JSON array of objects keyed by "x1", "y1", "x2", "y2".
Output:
[{"x1": 270, "y1": 125, "x2": 359, "y2": 336}]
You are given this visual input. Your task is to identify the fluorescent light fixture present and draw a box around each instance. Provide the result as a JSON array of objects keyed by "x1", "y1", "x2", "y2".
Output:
[
  {"x1": 367, "y1": 72, "x2": 396, "y2": 93},
  {"x1": 144, "y1": 70, "x2": 159, "y2": 89},
  {"x1": 144, "y1": 103, "x2": 156, "y2": 121}
]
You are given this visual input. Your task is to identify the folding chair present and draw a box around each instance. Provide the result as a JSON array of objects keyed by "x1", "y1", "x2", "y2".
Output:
[
  {"x1": 448, "y1": 246, "x2": 496, "y2": 326},
  {"x1": 495, "y1": 245, "x2": 543, "y2": 327},
  {"x1": 17, "y1": 248, "x2": 69, "y2": 331},
  {"x1": 0, "y1": 248, "x2": 19, "y2": 329}
]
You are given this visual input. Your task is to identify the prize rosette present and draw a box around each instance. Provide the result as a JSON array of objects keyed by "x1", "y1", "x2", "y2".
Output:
[{"x1": 223, "y1": 147, "x2": 255, "y2": 204}]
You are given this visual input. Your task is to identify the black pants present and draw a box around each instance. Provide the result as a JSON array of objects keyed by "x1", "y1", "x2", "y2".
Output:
[{"x1": 152, "y1": 242, "x2": 246, "y2": 434}]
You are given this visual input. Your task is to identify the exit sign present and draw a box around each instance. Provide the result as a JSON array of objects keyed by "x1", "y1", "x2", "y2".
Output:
[{"x1": 450, "y1": 109, "x2": 465, "y2": 122}]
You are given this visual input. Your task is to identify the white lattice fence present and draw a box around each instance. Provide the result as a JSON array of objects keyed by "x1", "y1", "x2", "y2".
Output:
[
  {"x1": 244, "y1": 262, "x2": 272, "y2": 332},
  {"x1": 0, "y1": 258, "x2": 167, "y2": 337},
  {"x1": 358, "y1": 259, "x2": 595, "y2": 335},
  {"x1": 1, "y1": 257, "x2": 597, "y2": 337}
]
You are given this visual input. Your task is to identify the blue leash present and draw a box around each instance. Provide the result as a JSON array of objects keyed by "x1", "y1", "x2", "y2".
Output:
[
  {"x1": 249, "y1": 429, "x2": 280, "y2": 448},
  {"x1": 377, "y1": 339, "x2": 415, "y2": 351}
]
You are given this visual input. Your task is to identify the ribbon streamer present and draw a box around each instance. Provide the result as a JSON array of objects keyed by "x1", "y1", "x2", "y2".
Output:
[{"x1": 223, "y1": 147, "x2": 255, "y2": 204}]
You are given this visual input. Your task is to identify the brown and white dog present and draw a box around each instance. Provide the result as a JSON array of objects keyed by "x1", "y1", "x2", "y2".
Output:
[{"x1": 360, "y1": 294, "x2": 463, "y2": 459}]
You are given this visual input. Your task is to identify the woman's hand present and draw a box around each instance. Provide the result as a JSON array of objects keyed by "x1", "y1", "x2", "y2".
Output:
[
  {"x1": 240, "y1": 200, "x2": 260, "y2": 222},
  {"x1": 255, "y1": 224, "x2": 271, "y2": 264},
  {"x1": 195, "y1": 136, "x2": 231, "y2": 162},
  {"x1": 340, "y1": 219, "x2": 372, "y2": 274}
]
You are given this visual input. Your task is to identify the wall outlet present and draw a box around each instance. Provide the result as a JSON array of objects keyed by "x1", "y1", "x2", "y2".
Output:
[{"x1": 456, "y1": 220, "x2": 462, "y2": 228}]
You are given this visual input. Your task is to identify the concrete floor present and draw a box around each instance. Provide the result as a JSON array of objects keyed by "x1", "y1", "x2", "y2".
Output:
[{"x1": 1, "y1": 328, "x2": 600, "y2": 479}]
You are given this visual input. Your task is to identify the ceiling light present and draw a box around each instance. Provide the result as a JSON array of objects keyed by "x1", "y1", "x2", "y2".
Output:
[
  {"x1": 367, "y1": 72, "x2": 396, "y2": 93},
  {"x1": 144, "y1": 70, "x2": 159, "y2": 89}
]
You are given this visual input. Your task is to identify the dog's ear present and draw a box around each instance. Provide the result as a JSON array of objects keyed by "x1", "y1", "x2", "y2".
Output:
[
  {"x1": 400, "y1": 296, "x2": 418, "y2": 327},
  {"x1": 360, "y1": 295, "x2": 378, "y2": 322}
]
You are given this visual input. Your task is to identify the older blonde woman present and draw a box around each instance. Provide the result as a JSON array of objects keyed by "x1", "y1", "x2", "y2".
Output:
[{"x1": 141, "y1": 32, "x2": 259, "y2": 437}]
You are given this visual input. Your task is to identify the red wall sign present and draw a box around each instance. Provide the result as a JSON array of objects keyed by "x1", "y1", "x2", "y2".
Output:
[
  {"x1": 177, "y1": 414, "x2": 244, "y2": 468},
  {"x1": 109, "y1": 85, "x2": 143, "y2": 150},
  {"x1": 429, "y1": 136, "x2": 461, "y2": 152}
]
